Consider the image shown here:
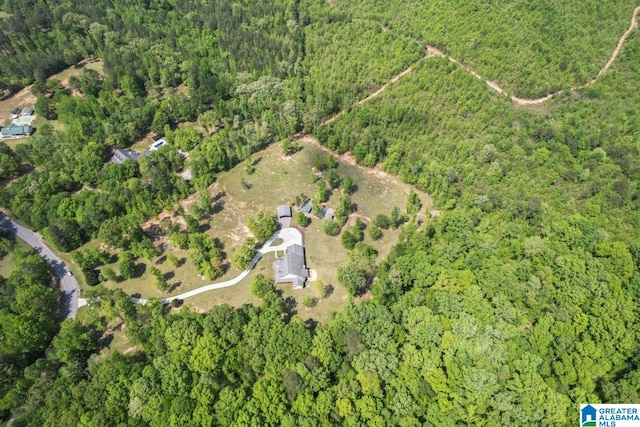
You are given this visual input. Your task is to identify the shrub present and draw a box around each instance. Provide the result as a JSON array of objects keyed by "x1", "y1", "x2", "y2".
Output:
[
  {"x1": 407, "y1": 190, "x2": 422, "y2": 215},
  {"x1": 83, "y1": 268, "x2": 100, "y2": 286},
  {"x1": 369, "y1": 223, "x2": 383, "y2": 240},
  {"x1": 167, "y1": 253, "x2": 179, "y2": 267},
  {"x1": 185, "y1": 215, "x2": 200, "y2": 233},
  {"x1": 101, "y1": 266, "x2": 117, "y2": 282},
  {"x1": 338, "y1": 263, "x2": 368, "y2": 297},
  {"x1": 390, "y1": 206, "x2": 405, "y2": 228},
  {"x1": 302, "y1": 297, "x2": 316, "y2": 308},
  {"x1": 341, "y1": 226, "x2": 363, "y2": 249},
  {"x1": 231, "y1": 244, "x2": 258, "y2": 269},
  {"x1": 314, "y1": 280, "x2": 328, "y2": 298},
  {"x1": 296, "y1": 211, "x2": 310, "y2": 227},
  {"x1": 323, "y1": 219, "x2": 340, "y2": 236},
  {"x1": 373, "y1": 214, "x2": 391, "y2": 229},
  {"x1": 169, "y1": 232, "x2": 189, "y2": 249},
  {"x1": 118, "y1": 252, "x2": 136, "y2": 280},
  {"x1": 247, "y1": 211, "x2": 279, "y2": 242},
  {"x1": 340, "y1": 176, "x2": 356, "y2": 194}
]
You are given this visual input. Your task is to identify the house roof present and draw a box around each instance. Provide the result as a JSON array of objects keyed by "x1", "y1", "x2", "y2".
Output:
[
  {"x1": 321, "y1": 207, "x2": 335, "y2": 220},
  {"x1": 10, "y1": 107, "x2": 20, "y2": 115},
  {"x1": 151, "y1": 135, "x2": 164, "y2": 142},
  {"x1": 20, "y1": 107, "x2": 33, "y2": 116},
  {"x1": 111, "y1": 149, "x2": 140, "y2": 164},
  {"x1": 277, "y1": 205, "x2": 292, "y2": 218},
  {"x1": 1, "y1": 124, "x2": 31, "y2": 136},
  {"x1": 300, "y1": 200, "x2": 312, "y2": 214},
  {"x1": 273, "y1": 244, "x2": 308, "y2": 289}
]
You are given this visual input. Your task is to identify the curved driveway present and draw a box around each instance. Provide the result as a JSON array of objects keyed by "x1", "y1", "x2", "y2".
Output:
[
  {"x1": 130, "y1": 227, "x2": 303, "y2": 305},
  {"x1": 0, "y1": 214, "x2": 79, "y2": 319}
]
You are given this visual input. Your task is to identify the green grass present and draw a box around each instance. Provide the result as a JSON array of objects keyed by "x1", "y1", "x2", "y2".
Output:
[
  {"x1": 49, "y1": 59, "x2": 103, "y2": 86},
  {"x1": 88, "y1": 139, "x2": 431, "y2": 321},
  {"x1": 0, "y1": 237, "x2": 30, "y2": 278},
  {"x1": 95, "y1": 323, "x2": 137, "y2": 360}
]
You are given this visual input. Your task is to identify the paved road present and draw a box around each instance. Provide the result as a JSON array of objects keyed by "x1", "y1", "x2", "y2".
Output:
[
  {"x1": 129, "y1": 227, "x2": 304, "y2": 305},
  {"x1": 0, "y1": 214, "x2": 79, "y2": 319}
]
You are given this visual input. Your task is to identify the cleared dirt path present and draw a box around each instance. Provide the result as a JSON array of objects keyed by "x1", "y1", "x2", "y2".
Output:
[
  {"x1": 426, "y1": 2, "x2": 639, "y2": 105},
  {"x1": 332, "y1": 5, "x2": 640, "y2": 114},
  {"x1": 506, "y1": 5, "x2": 639, "y2": 104}
]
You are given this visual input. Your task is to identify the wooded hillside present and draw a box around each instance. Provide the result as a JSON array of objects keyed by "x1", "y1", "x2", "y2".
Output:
[{"x1": 1, "y1": 0, "x2": 640, "y2": 425}]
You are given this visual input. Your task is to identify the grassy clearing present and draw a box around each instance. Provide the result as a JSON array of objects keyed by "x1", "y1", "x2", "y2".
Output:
[
  {"x1": 90, "y1": 138, "x2": 431, "y2": 322},
  {"x1": 0, "y1": 237, "x2": 30, "y2": 278},
  {"x1": 0, "y1": 59, "x2": 104, "y2": 149},
  {"x1": 50, "y1": 59, "x2": 104, "y2": 87}
]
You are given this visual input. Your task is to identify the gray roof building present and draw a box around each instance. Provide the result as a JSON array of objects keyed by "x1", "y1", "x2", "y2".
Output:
[
  {"x1": 277, "y1": 205, "x2": 292, "y2": 218},
  {"x1": 300, "y1": 200, "x2": 312, "y2": 214},
  {"x1": 20, "y1": 107, "x2": 34, "y2": 116},
  {"x1": 273, "y1": 244, "x2": 309, "y2": 289},
  {"x1": 111, "y1": 149, "x2": 141, "y2": 164},
  {"x1": 321, "y1": 207, "x2": 335, "y2": 220},
  {"x1": 277, "y1": 205, "x2": 292, "y2": 227}
]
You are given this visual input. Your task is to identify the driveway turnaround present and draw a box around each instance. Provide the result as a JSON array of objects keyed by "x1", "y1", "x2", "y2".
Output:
[
  {"x1": 0, "y1": 214, "x2": 79, "y2": 319},
  {"x1": 130, "y1": 227, "x2": 304, "y2": 305}
]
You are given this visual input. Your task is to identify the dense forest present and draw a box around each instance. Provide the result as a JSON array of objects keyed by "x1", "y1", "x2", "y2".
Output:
[{"x1": 1, "y1": 0, "x2": 640, "y2": 425}]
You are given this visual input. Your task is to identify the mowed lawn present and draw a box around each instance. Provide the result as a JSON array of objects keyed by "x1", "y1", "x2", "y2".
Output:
[{"x1": 93, "y1": 138, "x2": 432, "y2": 322}]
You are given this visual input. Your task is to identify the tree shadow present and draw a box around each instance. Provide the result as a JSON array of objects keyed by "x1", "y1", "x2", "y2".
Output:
[
  {"x1": 97, "y1": 329, "x2": 114, "y2": 350},
  {"x1": 146, "y1": 224, "x2": 163, "y2": 239},
  {"x1": 198, "y1": 223, "x2": 211, "y2": 233},
  {"x1": 169, "y1": 298, "x2": 184, "y2": 308},
  {"x1": 325, "y1": 284, "x2": 335, "y2": 297},
  {"x1": 251, "y1": 157, "x2": 262, "y2": 167},
  {"x1": 212, "y1": 191, "x2": 226, "y2": 202},
  {"x1": 304, "y1": 318, "x2": 318, "y2": 333},
  {"x1": 213, "y1": 237, "x2": 225, "y2": 251},
  {"x1": 134, "y1": 263, "x2": 146, "y2": 279},
  {"x1": 156, "y1": 255, "x2": 167, "y2": 265},
  {"x1": 281, "y1": 296, "x2": 297, "y2": 322},
  {"x1": 163, "y1": 271, "x2": 175, "y2": 281},
  {"x1": 177, "y1": 257, "x2": 186, "y2": 268},
  {"x1": 211, "y1": 200, "x2": 225, "y2": 214},
  {"x1": 167, "y1": 281, "x2": 182, "y2": 293}
]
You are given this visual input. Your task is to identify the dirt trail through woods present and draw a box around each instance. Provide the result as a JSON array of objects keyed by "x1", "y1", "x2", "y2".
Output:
[
  {"x1": 427, "y1": 5, "x2": 640, "y2": 105},
  {"x1": 322, "y1": 5, "x2": 640, "y2": 122}
]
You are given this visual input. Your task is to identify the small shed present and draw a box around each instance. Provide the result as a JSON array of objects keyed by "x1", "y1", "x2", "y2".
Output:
[
  {"x1": 277, "y1": 205, "x2": 292, "y2": 228},
  {"x1": 321, "y1": 207, "x2": 335, "y2": 220},
  {"x1": 20, "y1": 107, "x2": 34, "y2": 116},
  {"x1": 300, "y1": 200, "x2": 312, "y2": 214},
  {"x1": 277, "y1": 205, "x2": 292, "y2": 219}
]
